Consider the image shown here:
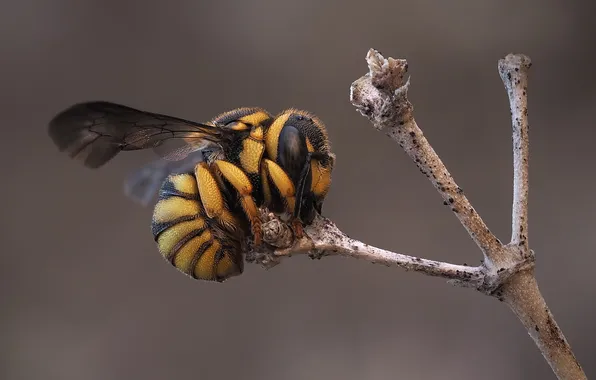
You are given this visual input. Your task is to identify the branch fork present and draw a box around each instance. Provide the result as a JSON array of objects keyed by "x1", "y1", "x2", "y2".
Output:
[{"x1": 245, "y1": 49, "x2": 585, "y2": 379}]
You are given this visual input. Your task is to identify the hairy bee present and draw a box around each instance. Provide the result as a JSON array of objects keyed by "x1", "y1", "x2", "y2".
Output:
[{"x1": 48, "y1": 101, "x2": 335, "y2": 282}]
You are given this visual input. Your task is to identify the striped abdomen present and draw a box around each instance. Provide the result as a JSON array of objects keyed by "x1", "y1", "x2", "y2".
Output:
[{"x1": 151, "y1": 173, "x2": 246, "y2": 282}]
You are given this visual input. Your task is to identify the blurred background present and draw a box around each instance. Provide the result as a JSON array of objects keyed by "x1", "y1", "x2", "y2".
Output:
[{"x1": 1, "y1": 0, "x2": 595, "y2": 379}]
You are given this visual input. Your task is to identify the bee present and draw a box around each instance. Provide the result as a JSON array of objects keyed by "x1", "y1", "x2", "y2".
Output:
[{"x1": 48, "y1": 101, "x2": 335, "y2": 282}]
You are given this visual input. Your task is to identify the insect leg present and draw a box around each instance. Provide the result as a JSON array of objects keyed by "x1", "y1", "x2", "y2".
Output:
[
  {"x1": 293, "y1": 151, "x2": 332, "y2": 223},
  {"x1": 309, "y1": 152, "x2": 335, "y2": 214},
  {"x1": 261, "y1": 158, "x2": 305, "y2": 238},
  {"x1": 212, "y1": 160, "x2": 264, "y2": 247},
  {"x1": 194, "y1": 162, "x2": 244, "y2": 236}
]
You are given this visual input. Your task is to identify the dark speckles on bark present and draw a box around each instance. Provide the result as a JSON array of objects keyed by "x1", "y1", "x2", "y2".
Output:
[{"x1": 546, "y1": 314, "x2": 567, "y2": 347}]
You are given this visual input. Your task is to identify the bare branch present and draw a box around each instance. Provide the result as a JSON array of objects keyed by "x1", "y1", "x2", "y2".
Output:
[
  {"x1": 496, "y1": 54, "x2": 585, "y2": 380},
  {"x1": 499, "y1": 54, "x2": 531, "y2": 247},
  {"x1": 349, "y1": 49, "x2": 585, "y2": 380},
  {"x1": 349, "y1": 49, "x2": 508, "y2": 269},
  {"x1": 248, "y1": 213, "x2": 486, "y2": 288},
  {"x1": 501, "y1": 270, "x2": 586, "y2": 380},
  {"x1": 248, "y1": 212, "x2": 537, "y2": 297}
]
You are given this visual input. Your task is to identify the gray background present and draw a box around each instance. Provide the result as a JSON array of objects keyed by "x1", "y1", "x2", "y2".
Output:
[{"x1": 2, "y1": 0, "x2": 595, "y2": 379}]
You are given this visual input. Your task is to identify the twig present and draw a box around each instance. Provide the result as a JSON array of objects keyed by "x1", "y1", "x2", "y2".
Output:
[
  {"x1": 501, "y1": 271, "x2": 584, "y2": 380},
  {"x1": 248, "y1": 212, "x2": 486, "y2": 289},
  {"x1": 497, "y1": 54, "x2": 584, "y2": 380},
  {"x1": 349, "y1": 50, "x2": 511, "y2": 269},
  {"x1": 247, "y1": 49, "x2": 586, "y2": 379},
  {"x1": 499, "y1": 54, "x2": 531, "y2": 247}
]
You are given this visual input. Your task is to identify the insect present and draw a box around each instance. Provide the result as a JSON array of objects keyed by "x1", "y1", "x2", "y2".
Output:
[{"x1": 48, "y1": 101, "x2": 335, "y2": 282}]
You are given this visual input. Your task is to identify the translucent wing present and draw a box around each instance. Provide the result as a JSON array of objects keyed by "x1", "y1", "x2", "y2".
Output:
[
  {"x1": 123, "y1": 149, "x2": 209, "y2": 207},
  {"x1": 48, "y1": 101, "x2": 230, "y2": 169}
]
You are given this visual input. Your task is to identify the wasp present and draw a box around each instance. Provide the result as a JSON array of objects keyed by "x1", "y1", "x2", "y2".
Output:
[{"x1": 48, "y1": 101, "x2": 335, "y2": 282}]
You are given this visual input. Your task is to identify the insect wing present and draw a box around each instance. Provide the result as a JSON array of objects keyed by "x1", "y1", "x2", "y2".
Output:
[
  {"x1": 123, "y1": 149, "x2": 210, "y2": 207},
  {"x1": 48, "y1": 101, "x2": 226, "y2": 168}
]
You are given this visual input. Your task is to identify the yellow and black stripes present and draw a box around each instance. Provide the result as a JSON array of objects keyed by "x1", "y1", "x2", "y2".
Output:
[
  {"x1": 213, "y1": 109, "x2": 271, "y2": 206},
  {"x1": 194, "y1": 162, "x2": 245, "y2": 234},
  {"x1": 261, "y1": 158, "x2": 297, "y2": 213},
  {"x1": 48, "y1": 101, "x2": 336, "y2": 283},
  {"x1": 149, "y1": 103, "x2": 337, "y2": 282},
  {"x1": 212, "y1": 107, "x2": 273, "y2": 131},
  {"x1": 152, "y1": 173, "x2": 244, "y2": 282},
  {"x1": 210, "y1": 160, "x2": 262, "y2": 244},
  {"x1": 264, "y1": 109, "x2": 334, "y2": 223}
]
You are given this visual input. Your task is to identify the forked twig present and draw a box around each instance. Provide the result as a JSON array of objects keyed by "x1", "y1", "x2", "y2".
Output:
[{"x1": 247, "y1": 49, "x2": 585, "y2": 380}]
